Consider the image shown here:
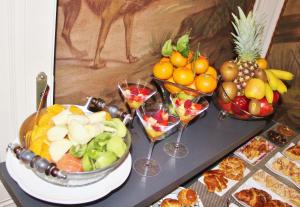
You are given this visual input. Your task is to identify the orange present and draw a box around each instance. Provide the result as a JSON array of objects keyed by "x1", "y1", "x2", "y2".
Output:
[
  {"x1": 205, "y1": 66, "x2": 218, "y2": 79},
  {"x1": 105, "y1": 111, "x2": 112, "y2": 120},
  {"x1": 47, "y1": 104, "x2": 65, "y2": 115},
  {"x1": 195, "y1": 74, "x2": 217, "y2": 93},
  {"x1": 164, "y1": 77, "x2": 182, "y2": 94},
  {"x1": 160, "y1": 57, "x2": 170, "y2": 63},
  {"x1": 70, "y1": 105, "x2": 85, "y2": 115},
  {"x1": 256, "y1": 58, "x2": 268, "y2": 70},
  {"x1": 173, "y1": 67, "x2": 194, "y2": 86},
  {"x1": 153, "y1": 61, "x2": 173, "y2": 80},
  {"x1": 38, "y1": 112, "x2": 54, "y2": 126},
  {"x1": 170, "y1": 51, "x2": 187, "y2": 67},
  {"x1": 193, "y1": 56, "x2": 209, "y2": 74},
  {"x1": 185, "y1": 63, "x2": 192, "y2": 70}
]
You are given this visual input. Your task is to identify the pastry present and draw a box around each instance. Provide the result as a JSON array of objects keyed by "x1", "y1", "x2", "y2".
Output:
[
  {"x1": 203, "y1": 169, "x2": 228, "y2": 192},
  {"x1": 242, "y1": 137, "x2": 270, "y2": 160},
  {"x1": 177, "y1": 188, "x2": 197, "y2": 207},
  {"x1": 235, "y1": 187, "x2": 272, "y2": 207},
  {"x1": 272, "y1": 156, "x2": 300, "y2": 185},
  {"x1": 253, "y1": 170, "x2": 300, "y2": 207},
  {"x1": 267, "y1": 130, "x2": 287, "y2": 145},
  {"x1": 219, "y1": 157, "x2": 246, "y2": 180},
  {"x1": 263, "y1": 200, "x2": 292, "y2": 207},
  {"x1": 277, "y1": 125, "x2": 295, "y2": 137},
  {"x1": 285, "y1": 145, "x2": 300, "y2": 161},
  {"x1": 161, "y1": 198, "x2": 181, "y2": 207}
]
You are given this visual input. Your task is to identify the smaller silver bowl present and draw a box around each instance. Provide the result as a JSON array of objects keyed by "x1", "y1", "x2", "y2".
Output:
[{"x1": 19, "y1": 105, "x2": 131, "y2": 187}]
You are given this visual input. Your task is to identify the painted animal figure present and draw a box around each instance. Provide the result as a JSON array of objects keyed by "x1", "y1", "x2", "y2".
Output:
[{"x1": 59, "y1": 0, "x2": 154, "y2": 69}]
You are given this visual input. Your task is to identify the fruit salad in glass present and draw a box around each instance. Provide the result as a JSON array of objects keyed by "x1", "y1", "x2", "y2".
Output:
[
  {"x1": 135, "y1": 103, "x2": 179, "y2": 176},
  {"x1": 164, "y1": 93, "x2": 209, "y2": 158},
  {"x1": 118, "y1": 80, "x2": 156, "y2": 126}
]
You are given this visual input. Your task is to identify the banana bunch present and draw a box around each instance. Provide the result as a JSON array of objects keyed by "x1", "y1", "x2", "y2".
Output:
[{"x1": 264, "y1": 69, "x2": 294, "y2": 103}]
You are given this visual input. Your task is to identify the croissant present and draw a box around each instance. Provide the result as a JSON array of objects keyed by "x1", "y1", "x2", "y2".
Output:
[
  {"x1": 204, "y1": 169, "x2": 228, "y2": 192},
  {"x1": 161, "y1": 198, "x2": 181, "y2": 207},
  {"x1": 177, "y1": 188, "x2": 197, "y2": 207}
]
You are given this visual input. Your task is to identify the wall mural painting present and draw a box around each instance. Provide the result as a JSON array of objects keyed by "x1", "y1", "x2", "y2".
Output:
[
  {"x1": 55, "y1": 0, "x2": 254, "y2": 110},
  {"x1": 267, "y1": 0, "x2": 300, "y2": 130}
]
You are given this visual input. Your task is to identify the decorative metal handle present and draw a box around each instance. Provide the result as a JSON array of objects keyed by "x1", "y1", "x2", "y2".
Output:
[
  {"x1": 85, "y1": 97, "x2": 132, "y2": 125},
  {"x1": 7, "y1": 143, "x2": 67, "y2": 179}
]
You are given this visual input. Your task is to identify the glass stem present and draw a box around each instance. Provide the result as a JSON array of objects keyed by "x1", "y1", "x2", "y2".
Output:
[
  {"x1": 145, "y1": 141, "x2": 155, "y2": 166},
  {"x1": 129, "y1": 109, "x2": 136, "y2": 128},
  {"x1": 175, "y1": 123, "x2": 186, "y2": 148}
]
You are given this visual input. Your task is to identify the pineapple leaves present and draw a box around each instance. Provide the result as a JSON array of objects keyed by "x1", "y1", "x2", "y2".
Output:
[
  {"x1": 231, "y1": 6, "x2": 264, "y2": 61},
  {"x1": 161, "y1": 39, "x2": 173, "y2": 57}
]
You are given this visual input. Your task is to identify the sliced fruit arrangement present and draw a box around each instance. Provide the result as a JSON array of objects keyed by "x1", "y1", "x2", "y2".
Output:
[
  {"x1": 217, "y1": 7, "x2": 294, "y2": 119},
  {"x1": 27, "y1": 104, "x2": 128, "y2": 173},
  {"x1": 171, "y1": 92, "x2": 204, "y2": 124},
  {"x1": 153, "y1": 33, "x2": 218, "y2": 95},
  {"x1": 123, "y1": 85, "x2": 152, "y2": 109},
  {"x1": 142, "y1": 109, "x2": 170, "y2": 141}
]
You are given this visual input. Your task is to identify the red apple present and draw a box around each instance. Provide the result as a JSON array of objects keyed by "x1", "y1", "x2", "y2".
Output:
[
  {"x1": 259, "y1": 98, "x2": 274, "y2": 116},
  {"x1": 232, "y1": 96, "x2": 249, "y2": 115},
  {"x1": 218, "y1": 98, "x2": 232, "y2": 113},
  {"x1": 273, "y1": 91, "x2": 280, "y2": 106}
]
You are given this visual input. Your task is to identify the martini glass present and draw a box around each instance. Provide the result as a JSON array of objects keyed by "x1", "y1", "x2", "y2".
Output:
[
  {"x1": 118, "y1": 80, "x2": 157, "y2": 126},
  {"x1": 134, "y1": 102, "x2": 180, "y2": 176},
  {"x1": 164, "y1": 94, "x2": 209, "y2": 158}
]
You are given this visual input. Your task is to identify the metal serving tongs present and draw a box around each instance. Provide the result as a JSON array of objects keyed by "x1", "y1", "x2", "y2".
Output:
[{"x1": 25, "y1": 85, "x2": 50, "y2": 148}]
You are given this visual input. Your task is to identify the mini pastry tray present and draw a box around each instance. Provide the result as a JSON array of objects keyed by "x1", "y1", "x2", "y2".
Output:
[
  {"x1": 232, "y1": 170, "x2": 296, "y2": 207},
  {"x1": 198, "y1": 156, "x2": 250, "y2": 196},
  {"x1": 234, "y1": 136, "x2": 276, "y2": 165},
  {"x1": 265, "y1": 152, "x2": 300, "y2": 189}
]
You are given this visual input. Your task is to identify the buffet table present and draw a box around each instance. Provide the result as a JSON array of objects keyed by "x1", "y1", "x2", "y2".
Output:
[{"x1": 0, "y1": 105, "x2": 266, "y2": 207}]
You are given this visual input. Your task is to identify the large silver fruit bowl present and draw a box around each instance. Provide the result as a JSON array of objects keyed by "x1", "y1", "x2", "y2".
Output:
[{"x1": 19, "y1": 105, "x2": 131, "y2": 187}]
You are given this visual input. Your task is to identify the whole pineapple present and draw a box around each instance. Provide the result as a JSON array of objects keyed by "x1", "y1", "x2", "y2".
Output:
[{"x1": 231, "y1": 7, "x2": 264, "y2": 96}]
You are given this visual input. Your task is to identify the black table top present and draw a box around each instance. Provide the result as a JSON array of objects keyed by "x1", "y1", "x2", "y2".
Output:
[{"x1": 0, "y1": 105, "x2": 266, "y2": 207}]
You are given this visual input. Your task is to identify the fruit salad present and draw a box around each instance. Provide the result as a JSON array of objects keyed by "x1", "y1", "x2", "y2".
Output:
[
  {"x1": 123, "y1": 85, "x2": 151, "y2": 109},
  {"x1": 27, "y1": 104, "x2": 128, "y2": 173},
  {"x1": 172, "y1": 98, "x2": 203, "y2": 124},
  {"x1": 142, "y1": 109, "x2": 171, "y2": 142}
]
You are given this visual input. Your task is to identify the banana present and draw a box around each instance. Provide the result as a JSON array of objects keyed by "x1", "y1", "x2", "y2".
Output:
[
  {"x1": 265, "y1": 83, "x2": 273, "y2": 103},
  {"x1": 268, "y1": 69, "x2": 294, "y2": 81},
  {"x1": 276, "y1": 79, "x2": 287, "y2": 94},
  {"x1": 265, "y1": 70, "x2": 279, "y2": 90}
]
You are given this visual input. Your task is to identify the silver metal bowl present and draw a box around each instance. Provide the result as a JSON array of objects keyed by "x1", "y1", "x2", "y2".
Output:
[{"x1": 19, "y1": 106, "x2": 132, "y2": 187}]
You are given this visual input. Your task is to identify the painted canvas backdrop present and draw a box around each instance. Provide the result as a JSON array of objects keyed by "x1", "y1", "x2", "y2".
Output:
[
  {"x1": 54, "y1": 0, "x2": 253, "y2": 109},
  {"x1": 267, "y1": 0, "x2": 300, "y2": 129}
]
